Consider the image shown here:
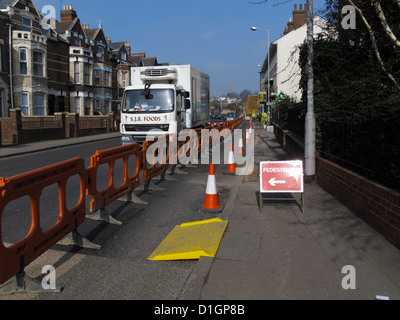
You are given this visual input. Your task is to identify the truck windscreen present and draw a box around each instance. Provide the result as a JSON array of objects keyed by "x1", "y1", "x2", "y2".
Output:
[{"x1": 122, "y1": 89, "x2": 174, "y2": 113}]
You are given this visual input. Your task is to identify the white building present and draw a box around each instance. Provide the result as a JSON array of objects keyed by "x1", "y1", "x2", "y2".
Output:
[{"x1": 260, "y1": 4, "x2": 327, "y2": 103}]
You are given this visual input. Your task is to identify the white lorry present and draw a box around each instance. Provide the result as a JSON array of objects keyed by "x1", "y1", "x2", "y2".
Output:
[{"x1": 120, "y1": 64, "x2": 210, "y2": 144}]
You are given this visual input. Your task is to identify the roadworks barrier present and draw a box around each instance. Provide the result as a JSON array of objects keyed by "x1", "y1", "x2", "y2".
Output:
[
  {"x1": 0, "y1": 117, "x2": 244, "y2": 295},
  {"x1": 0, "y1": 158, "x2": 88, "y2": 293}
]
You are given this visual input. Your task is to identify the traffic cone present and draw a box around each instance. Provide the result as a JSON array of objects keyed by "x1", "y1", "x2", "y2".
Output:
[
  {"x1": 224, "y1": 143, "x2": 236, "y2": 175},
  {"x1": 238, "y1": 134, "x2": 244, "y2": 154},
  {"x1": 202, "y1": 163, "x2": 220, "y2": 210},
  {"x1": 245, "y1": 129, "x2": 250, "y2": 143}
]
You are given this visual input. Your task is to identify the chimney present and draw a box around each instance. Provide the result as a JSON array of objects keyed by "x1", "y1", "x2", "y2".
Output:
[
  {"x1": 125, "y1": 41, "x2": 131, "y2": 55},
  {"x1": 293, "y1": 3, "x2": 307, "y2": 30},
  {"x1": 106, "y1": 36, "x2": 111, "y2": 43},
  {"x1": 287, "y1": 17, "x2": 294, "y2": 33},
  {"x1": 60, "y1": 5, "x2": 77, "y2": 23},
  {"x1": 283, "y1": 25, "x2": 288, "y2": 36},
  {"x1": 82, "y1": 24, "x2": 89, "y2": 30}
]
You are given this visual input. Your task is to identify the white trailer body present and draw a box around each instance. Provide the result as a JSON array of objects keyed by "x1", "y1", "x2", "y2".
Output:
[{"x1": 120, "y1": 64, "x2": 210, "y2": 144}]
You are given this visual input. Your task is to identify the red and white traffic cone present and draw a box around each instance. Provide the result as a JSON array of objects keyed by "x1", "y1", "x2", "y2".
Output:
[
  {"x1": 238, "y1": 134, "x2": 244, "y2": 154},
  {"x1": 245, "y1": 129, "x2": 250, "y2": 143},
  {"x1": 202, "y1": 163, "x2": 220, "y2": 210},
  {"x1": 224, "y1": 143, "x2": 236, "y2": 175}
]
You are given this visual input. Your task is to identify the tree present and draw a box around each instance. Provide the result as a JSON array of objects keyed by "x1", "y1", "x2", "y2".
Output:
[
  {"x1": 297, "y1": 0, "x2": 400, "y2": 189},
  {"x1": 240, "y1": 89, "x2": 252, "y2": 98},
  {"x1": 347, "y1": 0, "x2": 400, "y2": 90},
  {"x1": 299, "y1": 0, "x2": 400, "y2": 120}
]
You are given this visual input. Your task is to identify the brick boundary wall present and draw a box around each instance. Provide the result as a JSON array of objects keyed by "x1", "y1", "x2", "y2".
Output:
[
  {"x1": 316, "y1": 156, "x2": 400, "y2": 249},
  {"x1": 1, "y1": 109, "x2": 115, "y2": 145}
]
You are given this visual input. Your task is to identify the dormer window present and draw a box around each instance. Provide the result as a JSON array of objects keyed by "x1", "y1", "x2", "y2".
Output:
[{"x1": 22, "y1": 17, "x2": 32, "y2": 32}]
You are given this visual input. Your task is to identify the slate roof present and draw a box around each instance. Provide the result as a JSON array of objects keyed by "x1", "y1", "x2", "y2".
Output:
[
  {"x1": 0, "y1": 0, "x2": 15, "y2": 9},
  {"x1": 85, "y1": 28, "x2": 100, "y2": 41},
  {"x1": 108, "y1": 42, "x2": 124, "y2": 51}
]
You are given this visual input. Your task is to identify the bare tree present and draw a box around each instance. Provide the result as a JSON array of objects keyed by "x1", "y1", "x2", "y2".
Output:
[
  {"x1": 372, "y1": 0, "x2": 400, "y2": 48},
  {"x1": 347, "y1": 0, "x2": 400, "y2": 90}
]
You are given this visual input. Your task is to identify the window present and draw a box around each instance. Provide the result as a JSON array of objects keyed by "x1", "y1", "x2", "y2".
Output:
[
  {"x1": 22, "y1": 17, "x2": 32, "y2": 32},
  {"x1": 122, "y1": 89, "x2": 174, "y2": 113},
  {"x1": 33, "y1": 51, "x2": 43, "y2": 76},
  {"x1": 74, "y1": 97, "x2": 81, "y2": 114},
  {"x1": 74, "y1": 61, "x2": 80, "y2": 83},
  {"x1": 21, "y1": 92, "x2": 29, "y2": 115},
  {"x1": 104, "y1": 71, "x2": 110, "y2": 87},
  {"x1": 95, "y1": 99, "x2": 101, "y2": 113},
  {"x1": 104, "y1": 100, "x2": 109, "y2": 115},
  {"x1": 84, "y1": 63, "x2": 90, "y2": 85},
  {"x1": 97, "y1": 47, "x2": 104, "y2": 61},
  {"x1": 42, "y1": 27, "x2": 50, "y2": 37},
  {"x1": 121, "y1": 52, "x2": 127, "y2": 61},
  {"x1": 19, "y1": 48, "x2": 28, "y2": 75},
  {"x1": 94, "y1": 70, "x2": 101, "y2": 85},
  {"x1": 84, "y1": 98, "x2": 91, "y2": 115},
  {"x1": 33, "y1": 93, "x2": 45, "y2": 115},
  {"x1": 75, "y1": 37, "x2": 81, "y2": 47},
  {"x1": 122, "y1": 72, "x2": 127, "y2": 88}
]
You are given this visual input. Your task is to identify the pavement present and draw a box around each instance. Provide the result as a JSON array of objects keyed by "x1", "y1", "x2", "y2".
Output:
[
  {"x1": 2, "y1": 125, "x2": 400, "y2": 301},
  {"x1": 178, "y1": 121, "x2": 400, "y2": 301}
]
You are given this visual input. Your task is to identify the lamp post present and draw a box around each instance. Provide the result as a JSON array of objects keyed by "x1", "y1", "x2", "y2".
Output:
[
  {"x1": 251, "y1": 26, "x2": 270, "y2": 124},
  {"x1": 304, "y1": 0, "x2": 316, "y2": 182}
]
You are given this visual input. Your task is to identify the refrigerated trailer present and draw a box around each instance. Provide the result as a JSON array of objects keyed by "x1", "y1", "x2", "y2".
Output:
[{"x1": 120, "y1": 65, "x2": 210, "y2": 144}]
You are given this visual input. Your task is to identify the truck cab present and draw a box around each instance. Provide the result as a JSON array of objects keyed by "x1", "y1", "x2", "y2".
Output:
[
  {"x1": 120, "y1": 68, "x2": 190, "y2": 144},
  {"x1": 120, "y1": 65, "x2": 209, "y2": 145}
]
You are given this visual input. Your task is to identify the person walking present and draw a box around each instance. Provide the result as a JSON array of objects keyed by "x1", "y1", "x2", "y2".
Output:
[
  {"x1": 251, "y1": 112, "x2": 257, "y2": 128},
  {"x1": 262, "y1": 112, "x2": 268, "y2": 129}
]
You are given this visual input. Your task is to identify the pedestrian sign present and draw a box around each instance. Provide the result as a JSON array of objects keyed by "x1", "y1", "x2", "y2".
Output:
[
  {"x1": 259, "y1": 161, "x2": 304, "y2": 214},
  {"x1": 260, "y1": 161, "x2": 303, "y2": 193}
]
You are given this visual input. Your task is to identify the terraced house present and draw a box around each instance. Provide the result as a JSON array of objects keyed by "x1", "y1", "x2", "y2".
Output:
[
  {"x1": 0, "y1": 0, "x2": 166, "y2": 145},
  {"x1": 1, "y1": 0, "x2": 48, "y2": 116}
]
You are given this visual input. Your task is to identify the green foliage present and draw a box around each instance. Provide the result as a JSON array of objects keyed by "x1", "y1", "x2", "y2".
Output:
[
  {"x1": 299, "y1": 0, "x2": 400, "y2": 123},
  {"x1": 298, "y1": 0, "x2": 400, "y2": 189},
  {"x1": 273, "y1": 96, "x2": 297, "y2": 129}
]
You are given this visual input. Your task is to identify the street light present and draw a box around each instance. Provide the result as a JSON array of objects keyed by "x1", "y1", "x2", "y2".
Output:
[{"x1": 251, "y1": 26, "x2": 270, "y2": 125}]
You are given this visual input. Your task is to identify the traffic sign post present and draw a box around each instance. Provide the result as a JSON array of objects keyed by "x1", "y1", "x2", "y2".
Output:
[{"x1": 259, "y1": 161, "x2": 304, "y2": 214}]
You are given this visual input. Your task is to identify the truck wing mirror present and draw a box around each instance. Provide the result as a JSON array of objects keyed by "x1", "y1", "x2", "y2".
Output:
[
  {"x1": 183, "y1": 91, "x2": 190, "y2": 98},
  {"x1": 184, "y1": 99, "x2": 191, "y2": 110}
]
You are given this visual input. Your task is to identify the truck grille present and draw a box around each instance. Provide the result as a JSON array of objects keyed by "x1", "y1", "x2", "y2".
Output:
[{"x1": 125, "y1": 124, "x2": 169, "y2": 132}]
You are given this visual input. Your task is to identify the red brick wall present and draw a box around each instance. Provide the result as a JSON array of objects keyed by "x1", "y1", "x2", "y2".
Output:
[
  {"x1": 0, "y1": 109, "x2": 115, "y2": 145},
  {"x1": 316, "y1": 156, "x2": 400, "y2": 248}
]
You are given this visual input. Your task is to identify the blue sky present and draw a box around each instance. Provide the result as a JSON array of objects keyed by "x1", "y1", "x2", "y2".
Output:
[{"x1": 33, "y1": 0, "x2": 327, "y2": 96}]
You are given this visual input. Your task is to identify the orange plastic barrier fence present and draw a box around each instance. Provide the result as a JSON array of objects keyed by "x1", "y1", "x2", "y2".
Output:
[
  {"x1": 86, "y1": 144, "x2": 142, "y2": 213},
  {"x1": 0, "y1": 117, "x2": 246, "y2": 287},
  {"x1": 0, "y1": 158, "x2": 87, "y2": 284},
  {"x1": 142, "y1": 138, "x2": 169, "y2": 182}
]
